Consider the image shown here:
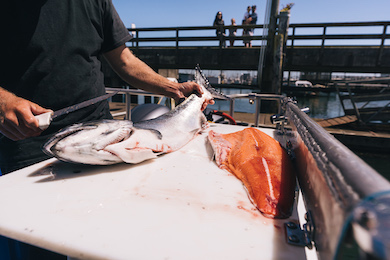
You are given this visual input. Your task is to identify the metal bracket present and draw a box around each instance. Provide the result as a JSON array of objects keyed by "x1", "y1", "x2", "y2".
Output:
[
  {"x1": 270, "y1": 114, "x2": 289, "y2": 136},
  {"x1": 285, "y1": 211, "x2": 315, "y2": 249},
  {"x1": 270, "y1": 113, "x2": 296, "y2": 160},
  {"x1": 271, "y1": 107, "x2": 308, "y2": 134}
]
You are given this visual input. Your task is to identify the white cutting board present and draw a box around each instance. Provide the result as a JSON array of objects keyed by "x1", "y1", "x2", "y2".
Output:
[{"x1": 0, "y1": 124, "x2": 308, "y2": 259}]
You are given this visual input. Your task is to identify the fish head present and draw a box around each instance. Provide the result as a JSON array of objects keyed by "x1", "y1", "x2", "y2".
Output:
[{"x1": 43, "y1": 120, "x2": 133, "y2": 165}]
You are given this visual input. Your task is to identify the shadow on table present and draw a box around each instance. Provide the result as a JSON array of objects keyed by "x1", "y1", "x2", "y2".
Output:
[{"x1": 27, "y1": 159, "x2": 155, "y2": 183}]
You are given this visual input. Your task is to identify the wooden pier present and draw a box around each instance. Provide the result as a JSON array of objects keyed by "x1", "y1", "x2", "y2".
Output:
[
  {"x1": 103, "y1": 21, "x2": 390, "y2": 89},
  {"x1": 125, "y1": 22, "x2": 390, "y2": 74}
]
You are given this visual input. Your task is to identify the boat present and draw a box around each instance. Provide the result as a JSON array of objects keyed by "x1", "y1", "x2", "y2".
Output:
[
  {"x1": 0, "y1": 88, "x2": 389, "y2": 259},
  {"x1": 294, "y1": 80, "x2": 313, "y2": 88},
  {"x1": 336, "y1": 84, "x2": 390, "y2": 125}
]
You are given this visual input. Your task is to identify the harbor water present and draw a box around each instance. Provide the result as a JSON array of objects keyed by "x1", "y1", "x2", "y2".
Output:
[
  {"x1": 209, "y1": 87, "x2": 345, "y2": 119},
  {"x1": 210, "y1": 87, "x2": 390, "y2": 179},
  {"x1": 210, "y1": 88, "x2": 345, "y2": 118}
]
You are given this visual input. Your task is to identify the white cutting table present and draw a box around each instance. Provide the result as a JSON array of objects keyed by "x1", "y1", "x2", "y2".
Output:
[{"x1": 0, "y1": 124, "x2": 310, "y2": 259}]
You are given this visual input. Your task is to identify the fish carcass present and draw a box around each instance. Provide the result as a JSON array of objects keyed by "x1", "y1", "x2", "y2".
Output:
[
  {"x1": 43, "y1": 77, "x2": 213, "y2": 165},
  {"x1": 208, "y1": 128, "x2": 296, "y2": 218}
]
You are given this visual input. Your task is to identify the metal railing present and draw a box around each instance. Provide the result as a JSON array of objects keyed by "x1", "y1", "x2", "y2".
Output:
[
  {"x1": 128, "y1": 21, "x2": 390, "y2": 49},
  {"x1": 106, "y1": 88, "x2": 167, "y2": 120},
  {"x1": 129, "y1": 24, "x2": 265, "y2": 49},
  {"x1": 106, "y1": 87, "x2": 283, "y2": 126},
  {"x1": 289, "y1": 21, "x2": 389, "y2": 46}
]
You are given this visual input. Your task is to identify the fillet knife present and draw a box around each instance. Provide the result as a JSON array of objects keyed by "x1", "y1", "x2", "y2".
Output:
[{"x1": 34, "y1": 91, "x2": 119, "y2": 130}]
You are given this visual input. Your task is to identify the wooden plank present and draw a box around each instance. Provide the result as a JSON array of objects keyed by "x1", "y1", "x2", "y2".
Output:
[
  {"x1": 317, "y1": 115, "x2": 357, "y2": 127},
  {"x1": 323, "y1": 119, "x2": 337, "y2": 127},
  {"x1": 333, "y1": 117, "x2": 345, "y2": 124}
]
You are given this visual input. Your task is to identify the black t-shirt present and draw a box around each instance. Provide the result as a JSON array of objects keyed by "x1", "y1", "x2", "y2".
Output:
[
  {"x1": 0, "y1": 0, "x2": 132, "y2": 173},
  {"x1": 213, "y1": 19, "x2": 225, "y2": 35},
  {"x1": 249, "y1": 12, "x2": 257, "y2": 33},
  {"x1": 250, "y1": 12, "x2": 258, "y2": 25}
]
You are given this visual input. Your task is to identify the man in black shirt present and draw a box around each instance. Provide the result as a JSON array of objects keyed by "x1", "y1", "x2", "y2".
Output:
[
  {"x1": 0, "y1": 0, "x2": 209, "y2": 258},
  {"x1": 0, "y1": 0, "x2": 204, "y2": 175},
  {"x1": 250, "y1": 5, "x2": 258, "y2": 28},
  {"x1": 247, "y1": 5, "x2": 258, "y2": 48}
]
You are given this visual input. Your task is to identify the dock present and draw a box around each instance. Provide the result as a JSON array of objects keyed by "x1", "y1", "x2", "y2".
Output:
[
  {"x1": 324, "y1": 127, "x2": 390, "y2": 153},
  {"x1": 316, "y1": 115, "x2": 358, "y2": 128}
]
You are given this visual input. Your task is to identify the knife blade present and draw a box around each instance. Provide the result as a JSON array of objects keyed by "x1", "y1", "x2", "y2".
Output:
[{"x1": 35, "y1": 91, "x2": 119, "y2": 130}]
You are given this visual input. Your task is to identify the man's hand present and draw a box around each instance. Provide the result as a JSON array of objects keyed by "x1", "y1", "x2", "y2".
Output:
[
  {"x1": 172, "y1": 81, "x2": 204, "y2": 104},
  {"x1": 177, "y1": 81, "x2": 215, "y2": 110},
  {"x1": 0, "y1": 90, "x2": 52, "y2": 141}
]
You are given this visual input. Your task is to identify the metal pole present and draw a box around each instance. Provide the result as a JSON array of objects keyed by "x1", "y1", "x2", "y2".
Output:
[
  {"x1": 229, "y1": 99, "x2": 235, "y2": 118},
  {"x1": 255, "y1": 96, "x2": 261, "y2": 127},
  {"x1": 274, "y1": 11, "x2": 290, "y2": 94},
  {"x1": 257, "y1": 0, "x2": 272, "y2": 91},
  {"x1": 125, "y1": 93, "x2": 131, "y2": 120},
  {"x1": 260, "y1": 0, "x2": 280, "y2": 94}
]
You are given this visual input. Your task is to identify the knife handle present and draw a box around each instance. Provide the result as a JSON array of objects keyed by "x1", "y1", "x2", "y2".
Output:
[{"x1": 34, "y1": 112, "x2": 53, "y2": 131}]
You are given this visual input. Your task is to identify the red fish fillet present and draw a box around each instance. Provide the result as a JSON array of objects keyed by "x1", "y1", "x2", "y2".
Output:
[{"x1": 208, "y1": 128, "x2": 296, "y2": 218}]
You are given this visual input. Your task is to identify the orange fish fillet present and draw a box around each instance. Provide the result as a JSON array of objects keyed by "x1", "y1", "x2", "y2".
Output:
[{"x1": 208, "y1": 128, "x2": 296, "y2": 218}]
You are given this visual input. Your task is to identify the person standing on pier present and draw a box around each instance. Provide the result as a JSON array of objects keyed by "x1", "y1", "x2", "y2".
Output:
[
  {"x1": 242, "y1": 6, "x2": 252, "y2": 47},
  {"x1": 250, "y1": 5, "x2": 258, "y2": 33},
  {"x1": 229, "y1": 18, "x2": 237, "y2": 47},
  {"x1": 242, "y1": 5, "x2": 251, "y2": 24},
  {"x1": 213, "y1": 11, "x2": 226, "y2": 48},
  {"x1": 246, "y1": 5, "x2": 258, "y2": 48}
]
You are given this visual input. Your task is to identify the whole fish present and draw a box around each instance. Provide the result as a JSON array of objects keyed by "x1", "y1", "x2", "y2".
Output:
[
  {"x1": 43, "y1": 70, "x2": 214, "y2": 165},
  {"x1": 208, "y1": 128, "x2": 296, "y2": 218}
]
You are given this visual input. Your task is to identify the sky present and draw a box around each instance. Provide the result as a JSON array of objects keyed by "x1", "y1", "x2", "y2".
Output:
[
  {"x1": 112, "y1": 0, "x2": 390, "y2": 28},
  {"x1": 111, "y1": 0, "x2": 389, "y2": 78}
]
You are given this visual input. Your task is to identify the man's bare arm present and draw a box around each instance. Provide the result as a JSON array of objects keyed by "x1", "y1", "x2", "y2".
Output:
[{"x1": 103, "y1": 45, "x2": 204, "y2": 102}]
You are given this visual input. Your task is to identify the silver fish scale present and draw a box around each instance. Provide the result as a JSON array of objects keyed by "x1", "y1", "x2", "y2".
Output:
[{"x1": 134, "y1": 91, "x2": 208, "y2": 138}]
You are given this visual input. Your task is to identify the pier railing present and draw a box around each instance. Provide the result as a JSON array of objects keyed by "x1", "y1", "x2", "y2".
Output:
[
  {"x1": 128, "y1": 21, "x2": 389, "y2": 49},
  {"x1": 106, "y1": 87, "x2": 283, "y2": 127},
  {"x1": 129, "y1": 24, "x2": 265, "y2": 48},
  {"x1": 288, "y1": 21, "x2": 389, "y2": 47}
]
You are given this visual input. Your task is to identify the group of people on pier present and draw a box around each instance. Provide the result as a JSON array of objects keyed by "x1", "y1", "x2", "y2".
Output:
[{"x1": 213, "y1": 5, "x2": 258, "y2": 48}]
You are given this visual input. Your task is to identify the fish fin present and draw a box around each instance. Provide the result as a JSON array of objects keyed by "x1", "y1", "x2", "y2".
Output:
[
  {"x1": 114, "y1": 148, "x2": 158, "y2": 164},
  {"x1": 195, "y1": 65, "x2": 230, "y2": 100},
  {"x1": 133, "y1": 127, "x2": 163, "y2": 140}
]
